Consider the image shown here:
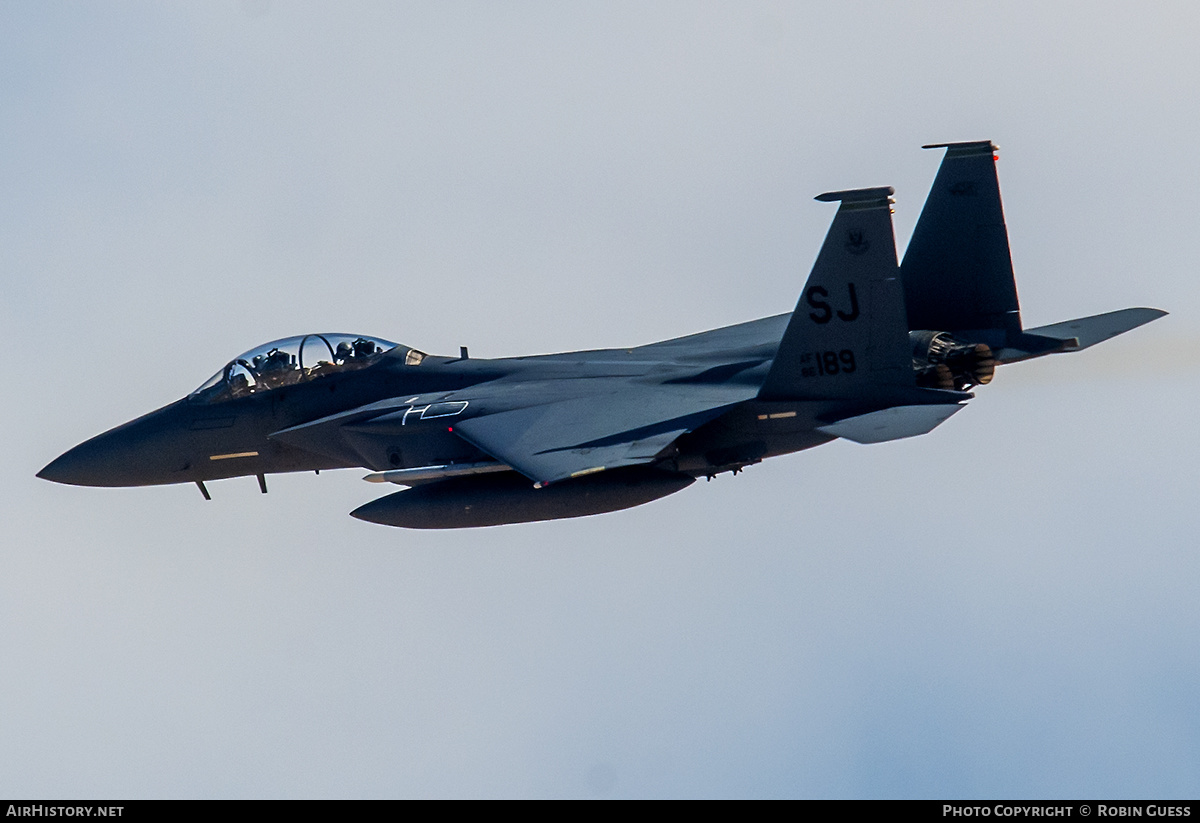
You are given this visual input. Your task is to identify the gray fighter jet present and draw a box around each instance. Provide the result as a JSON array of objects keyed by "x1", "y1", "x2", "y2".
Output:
[{"x1": 38, "y1": 142, "x2": 1165, "y2": 528}]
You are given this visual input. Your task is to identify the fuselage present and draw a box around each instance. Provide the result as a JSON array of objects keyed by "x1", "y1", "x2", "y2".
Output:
[
  {"x1": 36, "y1": 311, "x2": 972, "y2": 498},
  {"x1": 38, "y1": 316, "x2": 829, "y2": 489}
]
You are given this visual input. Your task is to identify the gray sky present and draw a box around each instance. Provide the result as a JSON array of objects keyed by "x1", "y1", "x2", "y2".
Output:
[{"x1": 3, "y1": 1, "x2": 1198, "y2": 798}]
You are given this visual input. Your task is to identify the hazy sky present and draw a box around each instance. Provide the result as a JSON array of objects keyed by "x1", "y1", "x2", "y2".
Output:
[{"x1": 4, "y1": 1, "x2": 1198, "y2": 798}]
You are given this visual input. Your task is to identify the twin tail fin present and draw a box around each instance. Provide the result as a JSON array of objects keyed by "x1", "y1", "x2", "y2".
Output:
[{"x1": 758, "y1": 187, "x2": 913, "y2": 400}]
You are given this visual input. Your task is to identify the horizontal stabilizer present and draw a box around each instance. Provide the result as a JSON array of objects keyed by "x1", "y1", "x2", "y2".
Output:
[
  {"x1": 817, "y1": 403, "x2": 964, "y2": 444},
  {"x1": 994, "y1": 307, "x2": 1167, "y2": 363}
]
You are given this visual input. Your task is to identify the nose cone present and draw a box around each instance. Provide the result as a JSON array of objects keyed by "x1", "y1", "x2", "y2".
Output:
[
  {"x1": 39, "y1": 433, "x2": 141, "y2": 487},
  {"x1": 38, "y1": 401, "x2": 191, "y2": 487}
]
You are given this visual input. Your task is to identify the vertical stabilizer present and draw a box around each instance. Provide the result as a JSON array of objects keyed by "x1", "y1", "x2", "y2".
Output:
[
  {"x1": 901, "y1": 141, "x2": 1020, "y2": 347},
  {"x1": 759, "y1": 187, "x2": 912, "y2": 399}
]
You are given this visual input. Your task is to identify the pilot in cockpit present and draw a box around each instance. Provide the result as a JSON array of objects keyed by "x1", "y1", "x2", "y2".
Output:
[
  {"x1": 334, "y1": 338, "x2": 381, "y2": 369},
  {"x1": 254, "y1": 347, "x2": 297, "y2": 388},
  {"x1": 228, "y1": 367, "x2": 252, "y2": 397}
]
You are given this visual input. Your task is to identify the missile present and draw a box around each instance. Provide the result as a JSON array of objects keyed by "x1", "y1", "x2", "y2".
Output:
[{"x1": 362, "y1": 460, "x2": 511, "y2": 484}]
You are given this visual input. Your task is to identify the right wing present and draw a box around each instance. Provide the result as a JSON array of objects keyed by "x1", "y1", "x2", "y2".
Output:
[
  {"x1": 450, "y1": 379, "x2": 757, "y2": 486},
  {"x1": 270, "y1": 376, "x2": 758, "y2": 486}
]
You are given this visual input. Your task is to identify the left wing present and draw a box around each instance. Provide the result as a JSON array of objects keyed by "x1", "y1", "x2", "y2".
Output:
[{"x1": 451, "y1": 379, "x2": 757, "y2": 486}]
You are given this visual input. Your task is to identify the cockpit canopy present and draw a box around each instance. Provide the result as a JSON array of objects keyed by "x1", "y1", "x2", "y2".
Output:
[{"x1": 190, "y1": 333, "x2": 421, "y2": 404}]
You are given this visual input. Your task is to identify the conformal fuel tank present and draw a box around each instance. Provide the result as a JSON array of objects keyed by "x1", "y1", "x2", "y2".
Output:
[{"x1": 350, "y1": 468, "x2": 695, "y2": 529}]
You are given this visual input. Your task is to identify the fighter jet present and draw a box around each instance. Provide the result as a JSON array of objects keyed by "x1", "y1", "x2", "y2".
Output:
[{"x1": 38, "y1": 141, "x2": 1165, "y2": 528}]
